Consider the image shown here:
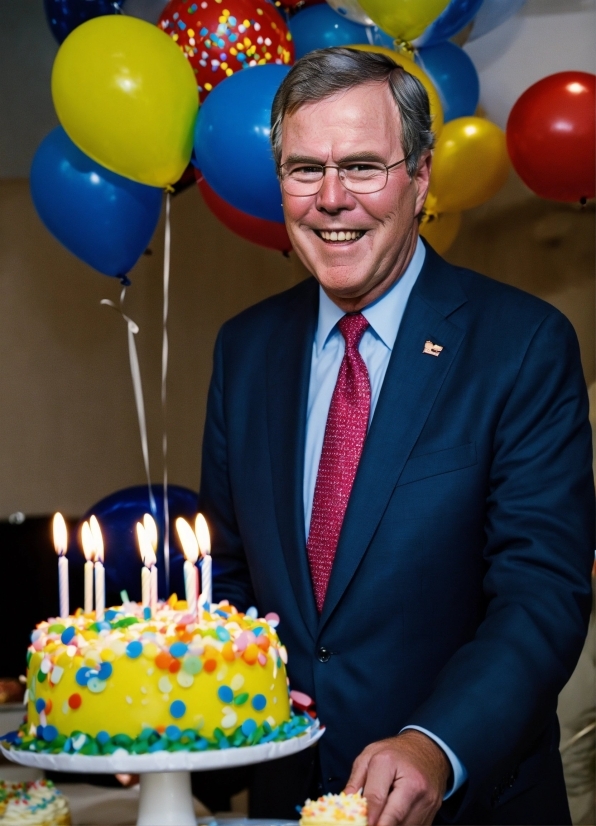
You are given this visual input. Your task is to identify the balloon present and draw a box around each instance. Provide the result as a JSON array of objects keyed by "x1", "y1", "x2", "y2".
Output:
[
  {"x1": 43, "y1": 0, "x2": 123, "y2": 44},
  {"x1": 468, "y1": 0, "x2": 526, "y2": 41},
  {"x1": 325, "y1": 0, "x2": 376, "y2": 27},
  {"x1": 419, "y1": 211, "x2": 461, "y2": 253},
  {"x1": 416, "y1": 42, "x2": 479, "y2": 122},
  {"x1": 289, "y1": 6, "x2": 392, "y2": 60},
  {"x1": 350, "y1": 45, "x2": 444, "y2": 138},
  {"x1": 429, "y1": 117, "x2": 510, "y2": 212},
  {"x1": 30, "y1": 127, "x2": 162, "y2": 280},
  {"x1": 196, "y1": 173, "x2": 291, "y2": 252},
  {"x1": 414, "y1": 0, "x2": 483, "y2": 48},
  {"x1": 506, "y1": 72, "x2": 595, "y2": 203},
  {"x1": 356, "y1": 0, "x2": 450, "y2": 43},
  {"x1": 76, "y1": 485, "x2": 199, "y2": 607},
  {"x1": 52, "y1": 16, "x2": 198, "y2": 188},
  {"x1": 194, "y1": 64, "x2": 289, "y2": 223},
  {"x1": 158, "y1": 0, "x2": 294, "y2": 102}
]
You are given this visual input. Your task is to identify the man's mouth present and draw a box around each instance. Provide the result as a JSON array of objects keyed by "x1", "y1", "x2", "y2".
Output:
[{"x1": 314, "y1": 230, "x2": 366, "y2": 243}]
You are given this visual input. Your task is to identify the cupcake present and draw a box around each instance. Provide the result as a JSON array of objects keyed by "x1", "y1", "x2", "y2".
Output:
[{"x1": 300, "y1": 792, "x2": 367, "y2": 826}]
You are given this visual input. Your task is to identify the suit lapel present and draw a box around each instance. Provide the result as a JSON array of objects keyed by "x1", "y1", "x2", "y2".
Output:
[
  {"x1": 266, "y1": 278, "x2": 319, "y2": 639},
  {"x1": 319, "y1": 247, "x2": 468, "y2": 630}
]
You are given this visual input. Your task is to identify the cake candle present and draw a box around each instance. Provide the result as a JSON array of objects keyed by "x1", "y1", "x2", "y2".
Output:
[
  {"x1": 52, "y1": 513, "x2": 69, "y2": 618},
  {"x1": 195, "y1": 514, "x2": 212, "y2": 610},
  {"x1": 90, "y1": 515, "x2": 105, "y2": 622},
  {"x1": 136, "y1": 521, "x2": 157, "y2": 612},
  {"x1": 81, "y1": 521, "x2": 95, "y2": 614},
  {"x1": 175, "y1": 517, "x2": 199, "y2": 617}
]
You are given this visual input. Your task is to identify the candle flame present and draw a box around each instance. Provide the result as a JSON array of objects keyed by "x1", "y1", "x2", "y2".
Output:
[
  {"x1": 53, "y1": 513, "x2": 68, "y2": 556},
  {"x1": 89, "y1": 515, "x2": 104, "y2": 563},
  {"x1": 195, "y1": 513, "x2": 211, "y2": 556},
  {"x1": 176, "y1": 517, "x2": 199, "y2": 564},
  {"x1": 81, "y1": 521, "x2": 95, "y2": 562},
  {"x1": 143, "y1": 513, "x2": 158, "y2": 552},
  {"x1": 136, "y1": 522, "x2": 156, "y2": 568}
]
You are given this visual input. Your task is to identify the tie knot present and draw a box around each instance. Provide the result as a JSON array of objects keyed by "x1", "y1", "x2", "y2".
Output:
[{"x1": 338, "y1": 313, "x2": 369, "y2": 350}]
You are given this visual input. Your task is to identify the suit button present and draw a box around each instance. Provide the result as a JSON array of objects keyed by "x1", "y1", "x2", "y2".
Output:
[{"x1": 317, "y1": 647, "x2": 331, "y2": 663}]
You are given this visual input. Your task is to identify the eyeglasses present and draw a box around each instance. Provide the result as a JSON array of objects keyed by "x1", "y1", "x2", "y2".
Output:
[{"x1": 278, "y1": 157, "x2": 410, "y2": 196}]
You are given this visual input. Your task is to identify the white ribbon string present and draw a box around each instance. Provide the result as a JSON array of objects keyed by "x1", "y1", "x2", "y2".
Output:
[
  {"x1": 101, "y1": 289, "x2": 156, "y2": 515},
  {"x1": 162, "y1": 193, "x2": 171, "y2": 592}
]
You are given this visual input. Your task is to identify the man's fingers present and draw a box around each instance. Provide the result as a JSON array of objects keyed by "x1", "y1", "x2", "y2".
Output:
[
  {"x1": 362, "y1": 752, "x2": 399, "y2": 826},
  {"x1": 344, "y1": 750, "x2": 373, "y2": 794}
]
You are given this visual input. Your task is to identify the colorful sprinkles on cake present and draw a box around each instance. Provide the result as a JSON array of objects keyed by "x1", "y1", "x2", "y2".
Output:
[
  {"x1": 300, "y1": 792, "x2": 368, "y2": 826},
  {"x1": 5, "y1": 598, "x2": 315, "y2": 756},
  {"x1": 158, "y1": 0, "x2": 294, "y2": 99}
]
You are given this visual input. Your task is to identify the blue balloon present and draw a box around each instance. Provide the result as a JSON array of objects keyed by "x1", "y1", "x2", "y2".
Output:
[
  {"x1": 414, "y1": 0, "x2": 484, "y2": 47},
  {"x1": 468, "y1": 0, "x2": 527, "y2": 40},
  {"x1": 30, "y1": 127, "x2": 162, "y2": 281},
  {"x1": 43, "y1": 0, "x2": 123, "y2": 44},
  {"x1": 70, "y1": 485, "x2": 199, "y2": 607},
  {"x1": 194, "y1": 65, "x2": 290, "y2": 223},
  {"x1": 289, "y1": 5, "x2": 392, "y2": 61},
  {"x1": 416, "y1": 42, "x2": 479, "y2": 123}
]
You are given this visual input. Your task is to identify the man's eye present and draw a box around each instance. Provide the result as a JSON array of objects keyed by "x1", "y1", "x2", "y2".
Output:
[{"x1": 289, "y1": 165, "x2": 322, "y2": 177}]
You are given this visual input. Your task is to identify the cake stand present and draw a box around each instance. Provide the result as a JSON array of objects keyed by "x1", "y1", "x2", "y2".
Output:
[{"x1": 1, "y1": 722, "x2": 324, "y2": 826}]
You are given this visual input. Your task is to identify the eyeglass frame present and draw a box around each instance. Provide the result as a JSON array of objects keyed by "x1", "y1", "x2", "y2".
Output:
[{"x1": 277, "y1": 155, "x2": 412, "y2": 196}]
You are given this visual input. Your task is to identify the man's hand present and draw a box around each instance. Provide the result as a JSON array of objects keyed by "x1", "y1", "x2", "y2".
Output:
[{"x1": 344, "y1": 730, "x2": 450, "y2": 826}]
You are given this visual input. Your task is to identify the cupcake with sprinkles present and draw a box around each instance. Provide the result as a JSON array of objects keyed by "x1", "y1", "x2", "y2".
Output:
[
  {"x1": 0, "y1": 779, "x2": 70, "y2": 824},
  {"x1": 4, "y1": 598, "x2": 313, "y2": 756},
  {"x1": 300, "y1": 792, "x2": 368, "y2": 826}
]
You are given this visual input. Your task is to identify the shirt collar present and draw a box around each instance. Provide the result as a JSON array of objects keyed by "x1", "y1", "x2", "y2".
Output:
[{"x1": 315, "y1": 236, "x2": 426, "y2": 355}]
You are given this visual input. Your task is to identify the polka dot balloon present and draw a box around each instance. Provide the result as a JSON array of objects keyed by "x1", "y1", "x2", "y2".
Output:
[{"x1": 159, "y1": 0, "x2": 294, "y2": 100}]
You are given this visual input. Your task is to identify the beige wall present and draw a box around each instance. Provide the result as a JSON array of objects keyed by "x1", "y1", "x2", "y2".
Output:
[{"x1": 0, "y1": 172, "x2": 593, "y2": 519}]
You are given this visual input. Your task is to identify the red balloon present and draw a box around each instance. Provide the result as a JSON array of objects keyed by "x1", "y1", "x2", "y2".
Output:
[
  {"x1": 159, "y1": 0, "x2": 294, "y2": 101},
  {"x1": 196, "y1": 171, "x2": 292, "y2": 252},
  {"x1": 506, "y1": 71, "x2": 595, "y2": 203}
]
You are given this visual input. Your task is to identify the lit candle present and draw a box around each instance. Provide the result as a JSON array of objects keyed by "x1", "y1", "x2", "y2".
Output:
[
  {"x1": 195, "y1": 514, "x2": 212, "y2": 610},
  {"x1": 175, "y1": 517, "x2": 199, "y2": 617},
  {"x1": 53, "y1": 513, "x2": 69, "y2": 618},
  {"x1": 90, "y1": 515, "x2": 105, "y2": 622},
  {"x1": 144, "y1": 513, "x2": 158, "y2": 613},
  {"x1": 81, "y1": 521, "x2": 95, "y2": 614},
  {"x1": 136, "y1": 521, "x2": 156, "y2": 611}
]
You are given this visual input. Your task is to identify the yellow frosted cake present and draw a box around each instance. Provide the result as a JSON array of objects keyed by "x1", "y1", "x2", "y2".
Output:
[
  {"x1": 300, "y1": 792, "x2": 368, "y2": 826},
  {"x1": 6, "y1": 598, "x2": 313, "y2": 756},
  {"x1": 0, "y1": 779, "x2": 70, "y2": 824}
]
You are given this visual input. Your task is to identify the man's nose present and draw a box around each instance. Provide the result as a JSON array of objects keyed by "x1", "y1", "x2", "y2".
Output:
[{"x1": 315, "y1": 167, "x2": 354, "y2": 212}]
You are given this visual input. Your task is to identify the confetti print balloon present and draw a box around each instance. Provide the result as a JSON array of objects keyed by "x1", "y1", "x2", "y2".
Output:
[{"x1": 159, "y1": 0, "x2": 294, "y2": 100}]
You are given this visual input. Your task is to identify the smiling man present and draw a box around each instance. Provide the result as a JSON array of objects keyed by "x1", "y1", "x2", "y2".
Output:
[{"x1": 199, "y1": 49, "x2": 594, "y2": 825}]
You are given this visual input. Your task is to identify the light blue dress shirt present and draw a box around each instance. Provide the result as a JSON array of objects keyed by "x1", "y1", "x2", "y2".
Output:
[{"x1": 304, "y1": 237, "x2": 467, "y2": 798}]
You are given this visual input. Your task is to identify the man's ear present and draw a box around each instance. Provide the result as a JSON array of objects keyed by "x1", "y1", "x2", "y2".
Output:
[{"x1": 414, "y1": 151, "x2": 432, "y2": 218}]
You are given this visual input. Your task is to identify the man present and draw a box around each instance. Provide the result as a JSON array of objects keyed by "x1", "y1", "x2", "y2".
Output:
[{"x1": 199, "y1": 48, "x2": 594, "y2": 824}]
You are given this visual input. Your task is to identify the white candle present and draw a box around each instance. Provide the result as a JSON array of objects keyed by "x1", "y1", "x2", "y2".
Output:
[
  {"x1": 141, "y1": 566, "x2": 151, "y2": 608},
  {"x1": 81, "y1": 521, "x2": 95, "y2": 614},
  {"x1": 137, "y1": 522, "x2": 157, "y2": 613},
  {"x1": 195, "y1": 514, "x2": 212, "y2": 610},
  {"x1": 90, "y1": 516, "x2": 105, "y2": 622},
  {"x1": 53, "y1": 513, "x2": 69, "y2": 618},
  {"x1": 150, "y1": 565, "x2": 158, "y2": 614},
  {"x1": 175, "y1": 518, "x2": 199, "y2": 617}
]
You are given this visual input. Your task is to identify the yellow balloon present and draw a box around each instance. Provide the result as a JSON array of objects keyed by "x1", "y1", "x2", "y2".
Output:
[
  {"x1": 356, "y1": 0, "x2": 450, "y2": 42},
  {"x1": 349, "y1": 45, "x2": 444, "y2": 139},
  {"x1": 420, "y1": 211, "x2": 461, "y2": 254},
  {"x1": 52, "y1": 16, "x2": 198, "y2": 188},
  {"x1": 429, "y1": 117, "x2": 510, "y2": 213}
]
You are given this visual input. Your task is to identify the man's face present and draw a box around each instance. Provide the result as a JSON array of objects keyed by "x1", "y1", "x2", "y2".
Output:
[{"x1": 280, "y1": 82, "x2": 431, "y2": 310}]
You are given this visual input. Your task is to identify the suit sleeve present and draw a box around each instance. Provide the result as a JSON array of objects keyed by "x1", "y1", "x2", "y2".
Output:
[
  {"x1": 198, "y1": 326, "x2": 257, "y2": 612},
  {"x1": 404, "y1": 309, "x2": 595, "y2": 811}
]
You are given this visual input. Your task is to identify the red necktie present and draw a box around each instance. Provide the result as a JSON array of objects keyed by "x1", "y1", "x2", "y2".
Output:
[{"x1": 307, "y1": 313, "x2": 371, "y2": 613}]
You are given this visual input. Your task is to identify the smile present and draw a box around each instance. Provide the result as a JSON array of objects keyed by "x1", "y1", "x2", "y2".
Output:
[{"x1": 315, "y1": 230, "x2": 365, "y2": 243}]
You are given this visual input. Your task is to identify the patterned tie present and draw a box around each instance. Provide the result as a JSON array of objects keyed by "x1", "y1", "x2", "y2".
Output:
[{"x1": 307, "y1": 313, "x2": 371, "y2": 613}]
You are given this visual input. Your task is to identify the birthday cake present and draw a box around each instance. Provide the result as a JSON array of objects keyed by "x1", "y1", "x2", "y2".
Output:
[
  {"x1": 6, "y1": 597, "x2": 313, "y2": 756},
  {"x1": 0, "y1": 779, "x2": 70, "y2": 824},
  {"x1": 300, "y1": 793, "x2": 368, "y2": 826}
]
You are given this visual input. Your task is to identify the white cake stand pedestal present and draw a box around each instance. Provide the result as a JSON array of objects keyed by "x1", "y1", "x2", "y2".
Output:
[{"x1": 1, "y1": 722, "x2": 324, "y2": 826}]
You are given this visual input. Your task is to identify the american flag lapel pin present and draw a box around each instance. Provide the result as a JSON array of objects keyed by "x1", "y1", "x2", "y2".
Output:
[{"x1": 423, "y1": 340, "x2": 443, "y2": 357}]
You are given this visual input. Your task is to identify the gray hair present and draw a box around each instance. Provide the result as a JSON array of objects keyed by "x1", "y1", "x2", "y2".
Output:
[{"x1": 270, "y1": 47, "x2": 434, "y2": 177}]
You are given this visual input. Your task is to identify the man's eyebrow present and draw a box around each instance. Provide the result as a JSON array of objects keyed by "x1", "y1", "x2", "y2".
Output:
[{"x1": 281, "y1": 151, "x2": 387, "y2": 165}]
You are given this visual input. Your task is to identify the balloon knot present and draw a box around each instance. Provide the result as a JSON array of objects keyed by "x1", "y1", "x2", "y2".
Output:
[
  {"x1": 165, "y1": 184, "x2": 176, "y2": 194},
  {"x1": 579, "y1": 197, "x2": 587, "y2": 207},
  {"x1": 119, "y1": 274, "x2": 132, "y2": 287},
  {"x1": 393, "y1": 40, "x2": 415, "y2": 59}
]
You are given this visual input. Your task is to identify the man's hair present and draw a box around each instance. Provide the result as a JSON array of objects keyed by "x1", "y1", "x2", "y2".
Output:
[{"x1": 270, "y1": 47, "x2": 435, "y2": 177}]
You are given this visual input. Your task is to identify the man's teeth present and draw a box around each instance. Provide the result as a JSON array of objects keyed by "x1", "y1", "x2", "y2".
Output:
[{"x1": 319, "y1": 230, "x2": 363, "y2": 241}]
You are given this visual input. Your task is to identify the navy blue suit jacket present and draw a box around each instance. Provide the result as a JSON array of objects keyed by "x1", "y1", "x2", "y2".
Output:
[{"x1": 199, "y1": 243, "x2": 594, "y2": 822}]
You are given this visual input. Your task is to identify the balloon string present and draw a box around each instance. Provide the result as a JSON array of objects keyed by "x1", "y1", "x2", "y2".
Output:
[
  {"x1": 162, "y1": 193, "x2": 171, "y2": 593},
  {"x1": 101, "y1": 290, "x2": 157, "y2": 515}
]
